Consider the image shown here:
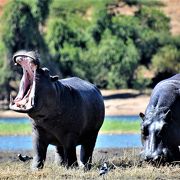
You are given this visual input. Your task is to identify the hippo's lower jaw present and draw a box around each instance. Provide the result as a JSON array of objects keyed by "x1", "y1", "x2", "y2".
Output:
[
  {"x1": 9, "y1": 57, "x2": 37, "y2": 113},
  {"x1": 140, "y1": 149, "x2": 174, "y2": 164},
  {"x1": 9, "y1": 100, "x2": 34, "y2": 113}
]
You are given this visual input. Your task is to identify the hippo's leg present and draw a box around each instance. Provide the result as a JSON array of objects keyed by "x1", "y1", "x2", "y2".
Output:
[
  {"x1": 32, "y1": 128, "x2": 48, "y2": 170},
  {"x1": 80, "y1": 132, "x2": 98, "y2": 170},
  {"x1": 55, "y1": 145, "x2": 65, "y2": 165},
  {"x1": 62, "y1": 133, "x2": 78, "y2": 167},
  {"x1": 170, "y1": 147, "x2": 180, "y2": 161}
]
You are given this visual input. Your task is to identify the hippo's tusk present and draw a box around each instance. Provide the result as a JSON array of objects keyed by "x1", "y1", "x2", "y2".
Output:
[{"x1": 9, "y1": 94, "x2": 14, "y2": 107}]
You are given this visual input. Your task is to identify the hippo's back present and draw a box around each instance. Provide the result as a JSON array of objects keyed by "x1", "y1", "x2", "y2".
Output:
[
  {"x1": 60, "y1": 77, "x2": 98, "y2": 92},
  {"x1": 147, "y1": 74, "x2": 180, "y2": 113}
]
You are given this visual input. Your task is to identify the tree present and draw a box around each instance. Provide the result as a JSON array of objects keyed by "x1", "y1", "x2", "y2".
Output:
[
  {"x1": 81, "y1": 30, "x2": 140, "y2": 88},
  {"x1": 152, "y1": 45, "x2": 180, "y2": 74},
  {"x1": 0, "y1": 0, "x2": 50, "y2": 102}
]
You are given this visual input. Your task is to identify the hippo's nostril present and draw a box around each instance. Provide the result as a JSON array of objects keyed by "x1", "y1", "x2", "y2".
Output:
[
  {"x1": 144, "y1": 155, "x2": 152, "y2": 161},
  {"x1": 153, "y1": 155, "x2": 159, "y2": 161},
  {"x1": 162, "y1": 148, "x2": 168, "y2": 156}
]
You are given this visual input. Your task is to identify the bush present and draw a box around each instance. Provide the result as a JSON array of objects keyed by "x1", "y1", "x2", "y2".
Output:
[
  {"x1": 2, "y1": 1, "x2": 43, "y2": 53},
  {"x1": 152, "y1": 45, "x2": 180, "y2": 74},
  {"x1": 135, "y1": 6, "x2": 170, "y2": 33},
  {"x1": 132, "y1": 65, "x2": 152, "y2": 91}
]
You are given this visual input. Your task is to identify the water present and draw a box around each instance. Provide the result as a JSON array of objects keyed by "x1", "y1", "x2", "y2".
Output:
[
  {"x1": 0, "y1": 116, "x2": 142, "y2": 150},
  {"x1": 0, "y1": 116, "x2": 140, "y2": 124},
  {"x1": 0, "y1": 134, "x2": 142, "y2": 151},
  {"x1": 0, "y1": 117, "x2": 29, "y2": 124},
  {"x1": 105, "y1": 115, "x2": 140, "y2": 122}
]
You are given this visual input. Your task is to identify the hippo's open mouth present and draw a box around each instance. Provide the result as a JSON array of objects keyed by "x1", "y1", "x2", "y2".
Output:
[{"x1": 9, "y1": 56, "x2": 37, "y2": 113}]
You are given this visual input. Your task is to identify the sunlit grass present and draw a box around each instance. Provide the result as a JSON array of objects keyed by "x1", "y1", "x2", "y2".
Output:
[
  {"x1": 0, "y1": 123, "x2": 31, "y2": 135},
  {"x1": 0, "y1": 118, "x2": 141, "y2": 135},
  {"x1": 100, "y1": 121, "x2": 140, "y2": 134}
]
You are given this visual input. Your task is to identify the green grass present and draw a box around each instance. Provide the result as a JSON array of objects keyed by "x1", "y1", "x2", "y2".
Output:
[
  {"x1": 100, "y1": 120, "x2": 140, "y2": 134},
  {"x1": 0, "y1": 123, "x2": 31, "y2": 136},
  {"x1": 0, "y1": 119, "x2": 140, "y2": 135}
]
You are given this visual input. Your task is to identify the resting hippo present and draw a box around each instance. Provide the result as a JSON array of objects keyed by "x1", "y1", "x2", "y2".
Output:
[
  {"x1": 140, "y1": 74, "x2": 180, "y2": 163},
  {"x1": 9, "y1": 50, "x2": 105, "y2": 170}
]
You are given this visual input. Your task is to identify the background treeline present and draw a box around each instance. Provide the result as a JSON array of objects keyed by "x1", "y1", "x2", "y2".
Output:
[{"x1": 0, "y1": 0, "x2": 180, "y2": 105}]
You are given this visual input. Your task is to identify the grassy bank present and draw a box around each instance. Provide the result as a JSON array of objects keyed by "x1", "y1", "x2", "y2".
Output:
[
  {"x1": 0, "y1": 120, "x2": 140, "y2": 135},
  {"x1": 0, "y1": 123, "x2": 31, "y2": 135},
  {"x1": 101, "y1": 121, "x2": 140, "y2": 134}
]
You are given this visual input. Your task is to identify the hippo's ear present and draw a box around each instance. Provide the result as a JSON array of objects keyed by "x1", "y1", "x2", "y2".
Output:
[
  {"x1": 50, "y1": 75, "x2": 59, "y2": 82},
  {"x1": 41, "y1": 67, "x2": 50, "y2": 76},
  {"x1": 139, "y1": 112, "x2": 145, "y2": 121}
]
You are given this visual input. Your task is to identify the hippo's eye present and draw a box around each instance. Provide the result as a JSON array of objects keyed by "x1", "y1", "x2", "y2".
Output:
[
  {"x1": 141, "y1": 126, "x2": 149, "y2": 137},
  {"x1": 157, "y1": 123, "x2": 168, "y2": 137}
]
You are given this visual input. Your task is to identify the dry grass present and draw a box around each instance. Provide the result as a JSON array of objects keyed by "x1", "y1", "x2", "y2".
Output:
[{"x1": 1, "y1": 148, "x2": 180, "y2": 179}]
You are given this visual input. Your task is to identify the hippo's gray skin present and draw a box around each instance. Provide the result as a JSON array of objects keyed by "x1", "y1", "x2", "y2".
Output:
[
  {"x1": 140, "y1": 74, "x2": 180, "y2": 163},
  {"x1": 10, "y1": 50, "x2": 105, "y2": 170}
]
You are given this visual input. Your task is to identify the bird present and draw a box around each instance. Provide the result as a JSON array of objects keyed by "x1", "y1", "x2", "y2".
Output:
[
  {"x1": 18, "y1": 154, "x2": 33, "y2": 162},
  {"x1": 99, "y1": 162, "x2": 108, "y2": 176}
]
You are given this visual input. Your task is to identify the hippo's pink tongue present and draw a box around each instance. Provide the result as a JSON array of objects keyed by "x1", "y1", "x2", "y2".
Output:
[{"x1": 10, "y1": 56, "x2": 37, "y2": 112}]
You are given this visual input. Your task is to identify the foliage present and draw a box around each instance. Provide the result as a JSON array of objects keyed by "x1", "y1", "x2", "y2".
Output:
[
  {"x1": 0, "y1": 0, "x2": 179, "y2": 102},
  {"x1": 1, "y1": 0, "x2": 44, "y2": 54},
  {"x1": 135, "y1": 6, "x2": 170, "y2": 33},
  {"x1": 80, "y1": 30, "x2": 140, "y2": 88},
  {"x1": 152, "y1": 45, "x2": 180, "y2": 74},
  {"x1": 0, "y1": 44, "x2": 11, "y2": 85},
  {"x1": 111, "y1": 15, "x2": 141, "y2": 41},
  {"x1": 123, "y1": 0, "x2": 164, "y2": 7},
  {"x1": 132, "y1": 66, "x2": 152, "y2": 91}
]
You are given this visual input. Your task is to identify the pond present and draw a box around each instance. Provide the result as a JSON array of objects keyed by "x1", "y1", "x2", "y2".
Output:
[{"x1": 0, "y1": 116, "x2": 142, "y2": 150}]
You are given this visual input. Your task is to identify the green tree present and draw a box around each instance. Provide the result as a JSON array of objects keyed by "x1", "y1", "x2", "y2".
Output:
[
  {"x1": 152, "y1": 45, "x2": 180, "y2": 74},
  {"x1": 135, "y1": 6, "x2": 170, "y2": 33},
  {"x1": 81, "y1": 30, "x2": 140, "y2": 88},
  {"x1": 2, "y1": 0, "x2": 45, "y2": 54},
  {"x1": 0, "y1": 0, "x2": 50, "y2": 102}
]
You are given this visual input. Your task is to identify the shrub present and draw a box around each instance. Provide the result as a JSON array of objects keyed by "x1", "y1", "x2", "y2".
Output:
[{"x1": 152, "y1": 45, "x2": 180, "y2": 74}]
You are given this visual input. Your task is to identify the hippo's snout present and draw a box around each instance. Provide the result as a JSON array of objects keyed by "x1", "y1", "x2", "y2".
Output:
[{"x1": 140, "y1": 148, "x2": 169, "y2": 162}]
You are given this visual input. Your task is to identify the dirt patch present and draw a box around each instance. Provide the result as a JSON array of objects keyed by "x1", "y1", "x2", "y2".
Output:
[
  {"x1": 0, "y1": 89, "x2": 150, "y2": 118},
  {"x1": 102, "y1": 89, "x2": 150, "y2": 116},
  {"x1": 161, "y1": 0, "x2": 180, "y2": 35}
]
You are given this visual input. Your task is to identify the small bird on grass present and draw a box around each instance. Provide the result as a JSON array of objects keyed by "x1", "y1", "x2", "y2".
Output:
[
  {"x1": 99, "y1": 162, "x2": 108, "y2": 176},
  {"x1": 18, "y1": 154, "x2": 33, "y2": 162}
]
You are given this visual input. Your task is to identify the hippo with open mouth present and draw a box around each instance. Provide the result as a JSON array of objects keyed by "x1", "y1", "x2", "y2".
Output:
[{"x1": 9, "y1": 50, "x2": 105, "y2": 170}]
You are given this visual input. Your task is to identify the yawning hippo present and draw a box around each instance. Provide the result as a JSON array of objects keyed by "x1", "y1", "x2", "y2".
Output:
[
  {"x1": 10, "y1": 50, "x2": 105, "y2": 170},
  {"x1": 139, "y1": 74, "x2": 180, "y2": 163}
]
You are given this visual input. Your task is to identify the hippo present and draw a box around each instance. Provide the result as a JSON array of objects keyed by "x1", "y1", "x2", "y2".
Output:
[
  {"x1": 9, "y1": 50, "x2": 105, "y2": 170},
  {"x1": 139, "y1": 74, "x2": 180, "y2": 163}
]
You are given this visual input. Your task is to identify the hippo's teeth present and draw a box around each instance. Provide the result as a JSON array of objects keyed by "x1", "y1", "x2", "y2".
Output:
[
  {"x1": 10, "y1": 94, "x2": 14, "y2": 105},
  {"x1": 31, "y1": 97, "x2": 34, "y2": 106}
]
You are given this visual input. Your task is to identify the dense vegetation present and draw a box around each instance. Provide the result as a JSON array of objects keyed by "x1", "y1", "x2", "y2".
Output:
[{"x1": 0, "y1": 0, "x2": 179, "y2": 106}]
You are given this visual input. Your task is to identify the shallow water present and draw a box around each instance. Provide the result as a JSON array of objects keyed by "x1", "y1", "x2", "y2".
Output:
[
  {"x1": 0, "y1": 115, "x2": 140, "y2": 123},
  {"x1": 0, "y1": 134, "x2": 141, "y2": 151},
  {"x1": 0, "y1": 116, "x2": 142, "y2": 150}
]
